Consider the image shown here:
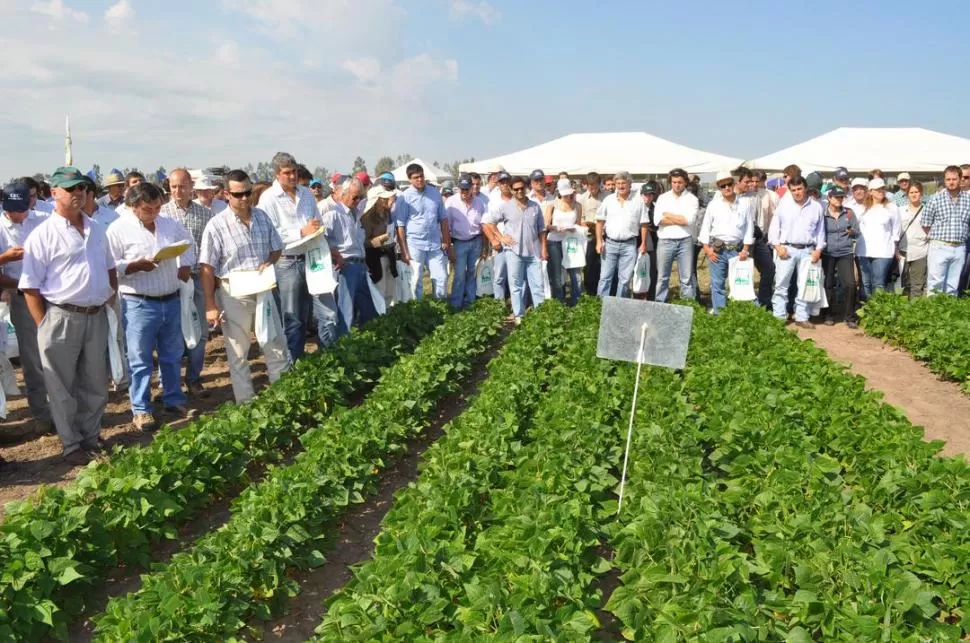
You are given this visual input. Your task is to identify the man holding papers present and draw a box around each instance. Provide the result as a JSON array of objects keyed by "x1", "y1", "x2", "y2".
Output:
[
  {"x1": 107, "y1": 182, "x2": 196, "y2": 432},
  {"x1": 199, "y1": 170, "x2": 290, "y2": 402}
]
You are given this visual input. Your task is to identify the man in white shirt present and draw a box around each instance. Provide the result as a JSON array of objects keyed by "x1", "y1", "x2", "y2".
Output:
[
  {"x1": 528, "y1": 169, "x2": 555, "y2": 205},
  {"x1": 595, "y1": 171, "x2": 649, "y2": 298},
  {"x1": 193, "y1": 173, "x2": 228, "y2": 215},
  {"x1": 259, "y1": 152, "x2": 340, "y2": 357},
  {"x1": 654, "y1": 168, "x2": 700, "y2": 302},
  {"x1": 108, "y1": 183, "x2": 196, "y2": 431},
  {"x1": 484, "y1": 171, "x2": 513, "y2": 299},
  {"x1": 19, "y1": 167, "x2": 118, "y2": 465},
  {"x1": 0, "y1": 183, "x2": 52, "y2": 433},
  {"x1": 700, "y1": 171, "x2": 754, "y2": 313}
]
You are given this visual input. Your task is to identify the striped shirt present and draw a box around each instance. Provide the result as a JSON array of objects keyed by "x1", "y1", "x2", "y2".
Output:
[
  {"x1": 107, "y1": 214, "x2": 196, "y2": 297},
  {"x1": 321, "y1": 202, "x2": 366, "y2": 259},
  {"x1": 161, "y1": 200, "x2": 214, "y2": 267},
  {"x1": 258, "y1": 180, "x2": 320, "y2": 248},
  {"x1": 199, "y1": 207, "x2": 282, "y2": 278},
  {"x1": 919, "y1": 189, "x2": 970, "y2": 243}
]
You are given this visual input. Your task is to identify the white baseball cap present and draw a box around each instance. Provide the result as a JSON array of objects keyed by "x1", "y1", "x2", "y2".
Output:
[
  {"x1": 868, "y1": 178, "x2": 886, "y2": 190},
  {"x1": 897, "y1": 172, "x2": 911, "y2": 181},
  {"x1": 556, "y1": 178, "x2": 574, "y2": 196},
  {"x1": 850, "y1": 178, "x2": 868, "y2": 188}
]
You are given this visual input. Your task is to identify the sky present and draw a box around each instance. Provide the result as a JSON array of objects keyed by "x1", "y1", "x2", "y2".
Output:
[{"x1": 2, "y1": 0, "x2": 968, "y2": 180}]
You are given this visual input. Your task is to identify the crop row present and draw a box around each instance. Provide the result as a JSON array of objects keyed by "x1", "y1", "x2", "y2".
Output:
[
  {"x1": 607, "y1": 302, "x2": 969, "y2": 640},
  {"x1": 316, "y1": 298, "x2": 629, "y2": 639},
  {"x1": 91, "y1": 298, "x2": 508, "y2": 641},
  {"x1": 0, "y1": 299, "x2": 448, "y2": 641},
  {"x1": 861, "y1": 291, "x2": 970, "y2": 392}
]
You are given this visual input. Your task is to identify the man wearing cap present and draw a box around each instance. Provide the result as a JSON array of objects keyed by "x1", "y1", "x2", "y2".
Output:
[
  {"x1": 309, "y1": 178, "x2": 325, "y2": 203},
  {"x1": 0, "y1": 183, "x2": 53, "y2": 433},
  {"x1": 97, "y1": 171, "x2": 127, "y2": 210},
  {"x1": 200, "y1": 169, "x2": 290, "y2": 402},
  {"x1": 484, "y1": 171, "x2": 513, "y2": 300},
  {"x1": 767, "y1": 175, "x2": 826, "y2": 328},
  {"x1": 322, "y1": 177, "x2": 378, "y2": 329},
  {"x1": 355, "y1": 173, "x2": 372, "y2": 216},
  {"x1": 700, "y1": 171, "x2": 754, "y2": 314},
  {"x1": 441, "y1": 180, "x2": 456, "y2": 200},
  {"x1": 161, "y1": 168, "x2": 214, "y2": 397},
  {"x1": 920, "y1": 165, "x2": 970, "y2": 295},
  {"x1": 393, "y1": 163, "x2": 452, "y2": 300},
  {"x1": 81, "y1": 178, "x2": 120, "y2": 227},
  {"x1": 258, "y1": 152, "x2": 340, "y2": 357},
  {"x1": 640, "y1": 181, "x2": 661, "y2": 300},
  {"x1": 528, "y1": 170, "x2": 555, "y2": 205},
  {"x1": 19, "y1": 167, "x2": 118, "y2": 465},
  {"x1": 194, "y1": 173, "x2": 228, "y2": 215},
  {"x1": 109, "y1": 183, "x2": 196, "y2": 431},
  {"x1": 654, "y1": 168, "x2": 699, "y2": 302},
  {"x1": 446, "y1": 175, "x2": 487, "y2": 308},
  {"x1": 894, "y1": 173, "x2": 913, "y2": 207},
  {"x1": 318, "y1": 174, "x2": 342, "y2": 216},
  {"x1": 483, "y1": 165, "x2": 505, "y2": 201},
  {"x1": 595, "y1": 171, "x2": 649, "y2": 299},
  {"x1": 577, "y1": 172, "x2": 606, "y2": 296},
  {"x1": 824, "y1": 167, "x2": 851, "y2": 197}
]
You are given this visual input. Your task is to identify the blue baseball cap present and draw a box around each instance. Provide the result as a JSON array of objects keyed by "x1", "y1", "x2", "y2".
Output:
[
  {"x1": 378, "y1": 172, "x2": 395, "y2": 188},
  {"x1": 457, "y1": 175, "x2": 473, "y2": 190},
  {"x1": 529, "y1": 169, "x2": 545, "y2": 181},
  {"x1": 309, "y1": 178, "x2": 322, "y2": 187},
  {"x1": 497, "y1": 171, "x2": 511, "y2": 182},
  {"x1": 833, "y1": 167, "x2": 849, "y2": 181},
  {"x1": 2, "y1": 183, "x2": 30, "y2": 213}
]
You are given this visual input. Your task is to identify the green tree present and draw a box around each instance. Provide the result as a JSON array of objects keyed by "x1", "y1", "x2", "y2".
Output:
[
  {"x1": 373, "y1": 156, "x2": 394, "y2": 175},
  {"x1": 312, "y1": 166, "x2": 330, "y2": 181},
  {"x1": 393, "y1": 153, "x2": 413, "y2": 167},
  {"x1": 351, "y1": 156, "x2": 367, "y2": 174}
]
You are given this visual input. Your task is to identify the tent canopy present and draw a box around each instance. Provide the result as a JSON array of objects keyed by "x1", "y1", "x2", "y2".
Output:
[
  {"x1": 460, "y1": 132, "x2": 741, "y2": 176},
  {"x1": 745, "y1": 127, "x2": 970, "y2": 174},
  {"x1": 392, "y1": 158, "x2": 452, "y2": 184}
]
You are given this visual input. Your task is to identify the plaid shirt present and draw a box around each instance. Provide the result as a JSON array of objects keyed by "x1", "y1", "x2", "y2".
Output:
[
  {"x1": 199, "y1": 206, "x2": 282, "y2": 278},
  {"x1": 919, "y1": 189, "x2": 970, "y2": 243},
  {"x1": 160, "y1": 200, "x2": 213, "y2": 268}
]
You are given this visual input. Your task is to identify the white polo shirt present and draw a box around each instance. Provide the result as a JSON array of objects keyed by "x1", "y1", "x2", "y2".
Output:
[
  {"x1": 654, "y1": 190, "x2": 699, "y2": 240},
  {"x1": 0, "y1": 211, "x2": 49, "y2": 282},
  {"x1": 596, "y1": 192, "x2": 648, "y2": 241}
]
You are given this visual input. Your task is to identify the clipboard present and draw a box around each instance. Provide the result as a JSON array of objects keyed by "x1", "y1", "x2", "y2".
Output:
[
  {"x1": 153, "y1": 242, "x2": 191, "y2": 262},
  {"x1": 227, "y1": 265, "x2": 277, "y2": 297}
]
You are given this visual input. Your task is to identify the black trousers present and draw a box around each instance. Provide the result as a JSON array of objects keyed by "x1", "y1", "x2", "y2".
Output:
[{"x1": 822, "y1": 254, "x2": 857, "y2": 321}]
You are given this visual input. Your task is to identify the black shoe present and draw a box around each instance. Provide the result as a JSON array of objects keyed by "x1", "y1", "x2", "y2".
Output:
[
  {"x1": 846, "y1": 320, "x2": 859, "y2": 329},
  {"x1": 82, "y1": 440, "x2": 106, "y2": 456},
  {"x1": 185, "y1": 382, "x2": 210, "y2": 399},
  {"x1": 62, "y1": 449, "x2": 91, "y2": 467},
  {"x1": 163, "y1": 405, "x2": 198, "y2": 420}
]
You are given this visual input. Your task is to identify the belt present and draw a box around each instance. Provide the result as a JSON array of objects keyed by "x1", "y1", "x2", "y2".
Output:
[
  {"x1": 282, "y1": 254, "x2": 305, "y2": 260},
  {"x1": 123, "y1": 291, "x2": 179, "y2": 302},
  {"x1": 785, "y1": 242, "x2": 812, "y2": 249},
  {"x1": 454, "y1": 235, "x2": 481, "y2": 242},
  {"x1": 933, "y1": 240, "x2": 964, "y2": 247},
  {"x1": 52, "y1": 302, "x2": 103, "y2": 315},
  {"x1": 606, "y1": 235, "x2": 637, "y2": 243},
  {"x1": 342, "y1": 256, "x2": 364, "y2": 264},
  {"x1": 713, "y1": 239, "x2": 743, "y2": 251}
]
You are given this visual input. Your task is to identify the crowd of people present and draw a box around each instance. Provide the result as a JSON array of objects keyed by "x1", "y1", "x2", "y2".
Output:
[{"x1": 2, "y1": 154, "x2": 969, "y2": 466}]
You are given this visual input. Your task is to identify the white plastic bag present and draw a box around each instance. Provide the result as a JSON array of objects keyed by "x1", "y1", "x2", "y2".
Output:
[
  {"x1": 0, "y1": 354, "x2": 19, "y2": 398},
  {"x1": 892, "y1": 256, "x2": 905, "y2": 292},
  {"x1": 0, "y1": 302, "x2": 17, "y2": 359},
  {"x1": 367, "y1": 275, "x2": 387, "y2": 316},
  {"x1": 105, "y1": 305, "x2": 126, "y2": 386},
  {"x1": 562, "y1": 231, "x2": 587, "y2": 269},
  {"x1": 631, "y1": 253, "x2": 651, "y2": 294},
  {"x1": 540, "y1": 260, "x2": 552, "y2": 299},
  {"x1": 797, "y1": 257, "x2": 823, "y2": 303},
  {"x1": 306, "y1": 238, "x2": 338, "y2": 295},
  {"x1": 395, "y1": 260, "x2": 415, "y2": 304},
  {"x1": 476, "y1": 256, "x2": 494, "y2": 297},
  {"x1": 728, "y1": 257, "x2": 757, "y2": 301},
  {"x1": 254, "y1": 291, "x2": 281, "y2": 348},
  {"x1": 337, "y1": 273, "x2": 354, "y2": 331},
  {"x1": 408, "y1": 260, "x2": 421, "y2": 300},
  {"x1": 179, "y1": 280, "x2": 201, "y2": 350}
]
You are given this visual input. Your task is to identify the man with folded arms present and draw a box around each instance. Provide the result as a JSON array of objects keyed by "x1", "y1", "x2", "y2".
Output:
[
  {"x1": 19, "y1": 167, "x2": 118, "y2": 465},
  {"x1": 577, "y1": 172, "x2": 606, "y2": 295},
  {"x1": 767, "y1": 175, "x2": 826, "y2": 328},
  {"x1": 920, "y1": 165, "x2": 970, "y2": 295},
  {"x1": 200, "y1": 170, "x2": 290, "y2": 402},
  {"x1": 0, "y1": 182, "x2": 52, "y2": 434},
  {"x1": 108, "y1": 183, "x2": 196, "y2": 431},
  {"x1": 654, "y1": 168, "x2": 699, "y2": 301}
]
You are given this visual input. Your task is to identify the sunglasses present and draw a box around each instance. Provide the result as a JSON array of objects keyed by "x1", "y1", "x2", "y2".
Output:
[
  {"x1": 64, "y1": 184, "x2": 87, "y2": 193},
  {"x1": 229, "y1": 190, "x2": 253, "y2": 198},
  {"x1": 512, "y1": 186, "x2": 526, "y2": 192},
  {"x1": 718, "y1": 182, "x2": 735, "y2": 189}
]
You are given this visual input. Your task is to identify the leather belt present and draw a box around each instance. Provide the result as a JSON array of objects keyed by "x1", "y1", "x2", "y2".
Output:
[
  {"x1": 342, "y1": 256, "x2": 364, "y2": 264},
  {"x1": 785, "y1": 243, "x2": 812, "y2": 249},
  {"x1": 52, "y1": 302, "x2": 103, "y2": 315},
  {"x1": 123, "y1": 291, "x2": 179, "y2": 302},
  {"x1": 933, "y1": 240, "x2": 964, "y2": 247},
  {"x1": 454, "y1": 235, "x2": 481, "y2": 242},
  {"x1": 606, "y1": 236, "x2": 636, "y2": 243},
  {"x1": 282, "y1": 254, "x2": 305, "y2": 260}
]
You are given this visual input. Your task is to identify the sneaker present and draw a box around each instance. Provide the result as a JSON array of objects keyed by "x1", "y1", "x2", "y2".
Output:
[
  {"x1": 163, "y1": 405, "x2": 198, "y2": 420},
  {"x1": 133, "y1": 413, "x2": 158, "y2": 433},
  {"x1": 62, "y1": 449, "x2": 91, "y2": 467},
  {"x1": 794, "y1": 321, "x2": 815, "y2": 330},
  {"x1": 185, "y1": 381, "x2": 210, "y2": 399}
]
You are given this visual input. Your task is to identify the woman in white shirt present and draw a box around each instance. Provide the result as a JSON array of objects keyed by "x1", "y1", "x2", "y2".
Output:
[
  {"x1": 856, "y1": 178, "x2": 902, "y2": 299},
  {"x1": 898, "y1": 180, "x2": 929, "y2": 298},
  {"x1": 543, "y1": 178, "x2": 583, "y2": 305}
]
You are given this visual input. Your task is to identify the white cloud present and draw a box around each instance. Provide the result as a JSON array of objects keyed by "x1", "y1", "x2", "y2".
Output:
[
  {"x1": 226, "y1": 0, "x2": 403, "y2": 42},
  {"x1": 30, "y1": 0, "x2": 89, "y2": 23},
  {"x1": 448, "y1": 0, "x2": 500, "y2": 25},
  {"x1": 104, "y1": 0, "x2": 134, "y2": 29},
  {"x1": 342, "y1": 57, "x2": 381, "y2": 84},
  {"x1": 215, "y1": 41, "x2": 240, "y2": 65}
]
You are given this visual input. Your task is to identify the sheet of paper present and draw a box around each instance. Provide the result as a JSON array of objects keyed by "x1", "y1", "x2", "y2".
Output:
[
  {"x1": 284, "y1": 226, "x2": 327, "y2": 254},
  {"x1": 227, "y1": 265, "x2": 277, "y2": 297},
  {"x1": 153, "y1": 242, "x2": 191, "y2": 262}
]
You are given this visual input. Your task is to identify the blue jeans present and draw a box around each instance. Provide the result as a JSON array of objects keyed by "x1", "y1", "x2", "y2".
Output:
[
  {"x1": 857, "y1": 256, "x2": 894, "y2": 300},
  {"x1": 185, "y1": 276, "x2": 208, "y2": 385},
  {"x1": 124, "y1": 295, "x2": 187, "y2": 414},
  {"x1": 597, "y1": 238, "x2": 638, "y2": 298},
  {"x1": 408, "y1": 245, "x2": 449, "y2": 299},
  {"x1": 337, "y1": 261, "x2": 378, "y2": 328},
  {"x1": 507, "y1": 253, "x2": 545, "y2": 318},
  {"x1": 656, "y1": 237, "x2": 695, "y2": 302},
  {"x1": 772, "y1": 247, "x2": 814, "y2": 322},
  {"x1": 450, "y1": 237, "x2": 480, "y2": 308},
  {"x1": 492, "y1": 248, "x2": 509, "y2": 299},
  {"x1": 276, "y1": 256, "x2": 314, "y2": 360},
  {"x1": 707, "y1": 247, "x2": 739, "y2": 313},
  {"x1": 927, "y1": 241, "x2": 966, "y2": 295},
  {"x1": 546, "y1": 240, "x2": 581, "y2": 305}
]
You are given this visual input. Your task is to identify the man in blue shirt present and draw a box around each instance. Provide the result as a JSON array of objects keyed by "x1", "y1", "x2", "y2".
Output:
[{"x1": 393, "y1": 163, "x2": 452, "y2": 299}]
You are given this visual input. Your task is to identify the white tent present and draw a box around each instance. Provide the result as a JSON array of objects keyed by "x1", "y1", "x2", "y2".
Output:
[
  {"x1": 391, "y1": 158, "x2": 453, "y2": 184},
  {"x1": 745, "y1": 127, "x2": 970, "y2": 174},
  {"x1": 460, "y1": 132, "x2": 741, "y2": 176}
]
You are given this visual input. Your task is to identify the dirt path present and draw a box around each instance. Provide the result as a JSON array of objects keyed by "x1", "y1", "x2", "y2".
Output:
[{"x1": 795, "y1": 323, "x2": 970, "y2": 457}]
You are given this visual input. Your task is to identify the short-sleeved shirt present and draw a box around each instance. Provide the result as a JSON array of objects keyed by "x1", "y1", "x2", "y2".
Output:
[
  {"x1": 393, "y1": 185, "x2": 447, "y2": 252},
  {"x1": 19, "y1": 213, "x2": 116, "y2": 307},
  {"x1": 199, "y1": 207, "x2": 282, "y2": 278},
  {"x1": 445, "y1": 193, "x2": 488, "y2": 240},
  {"x1": 577, "y1": 190, "x2": 605, "y2": 224},
  {"x1": 0, "y1": 211, "x2": 48, "y2": 282},
  {"x1": 108, "y1": 214, "x2": 196, "y2": 296},
  {"x1": 482, "y1": 198, "x2": 546, "y2": 257},
  {"x1": 596, "y1": 193, "x2": 649, "y2": 241}
]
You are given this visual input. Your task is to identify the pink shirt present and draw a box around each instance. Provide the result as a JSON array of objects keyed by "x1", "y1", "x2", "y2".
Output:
[{"x1": 445, "y1": 193, "x2": 487, "y2": 240}]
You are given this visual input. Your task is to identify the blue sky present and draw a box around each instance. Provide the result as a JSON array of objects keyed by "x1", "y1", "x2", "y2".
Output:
[{"x1": 2, "y1": 0, "x2": 967, "y2": 179}]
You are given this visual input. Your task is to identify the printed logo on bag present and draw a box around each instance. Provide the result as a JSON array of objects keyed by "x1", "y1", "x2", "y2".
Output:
[
  {"x1": 734, "y1": 274, "x2": 751, "y2": 285},
  {"x1": 307, "y1": 248, "x2": 325, "y2": 272},
  {"x1": 806, "y1": 273, "x2": 820, "y2": 287},
  {"x1": 566, "y1": 238, "x2": 579, "y2": 254}
]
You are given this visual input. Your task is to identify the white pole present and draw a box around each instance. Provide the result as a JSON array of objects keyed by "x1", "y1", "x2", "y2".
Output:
[
  {"x1": 617, "y1": 322, "x2": 647, "y2": 514},
  {"x1": 65, "y1": 115, "x2": 73, "y2": 166}
]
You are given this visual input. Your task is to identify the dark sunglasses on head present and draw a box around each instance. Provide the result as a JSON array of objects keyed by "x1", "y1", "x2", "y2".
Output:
[{"x1": 229, "y1": 189, "x2": 253, "y2": 198}]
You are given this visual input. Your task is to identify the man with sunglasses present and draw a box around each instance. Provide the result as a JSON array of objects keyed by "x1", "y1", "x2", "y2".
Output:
[
  {"x1": 699, "y1": 171, "x2": 754, "y2": 314},
  {"x1": 309, "y1": 178, "x2": 325, "y2": 203},
  {"x1": 200, "y1": 169, "x2": 290, "y2": 402},
  {"x1": 259, "y1": 151, "x2": 337, "y2": 357},
  {"x1": 19, "y1": 166, "x2": 118, "y2": 466},
  {"x1": 393, "y1": 163, "x2": 452, "y2": 299}
]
